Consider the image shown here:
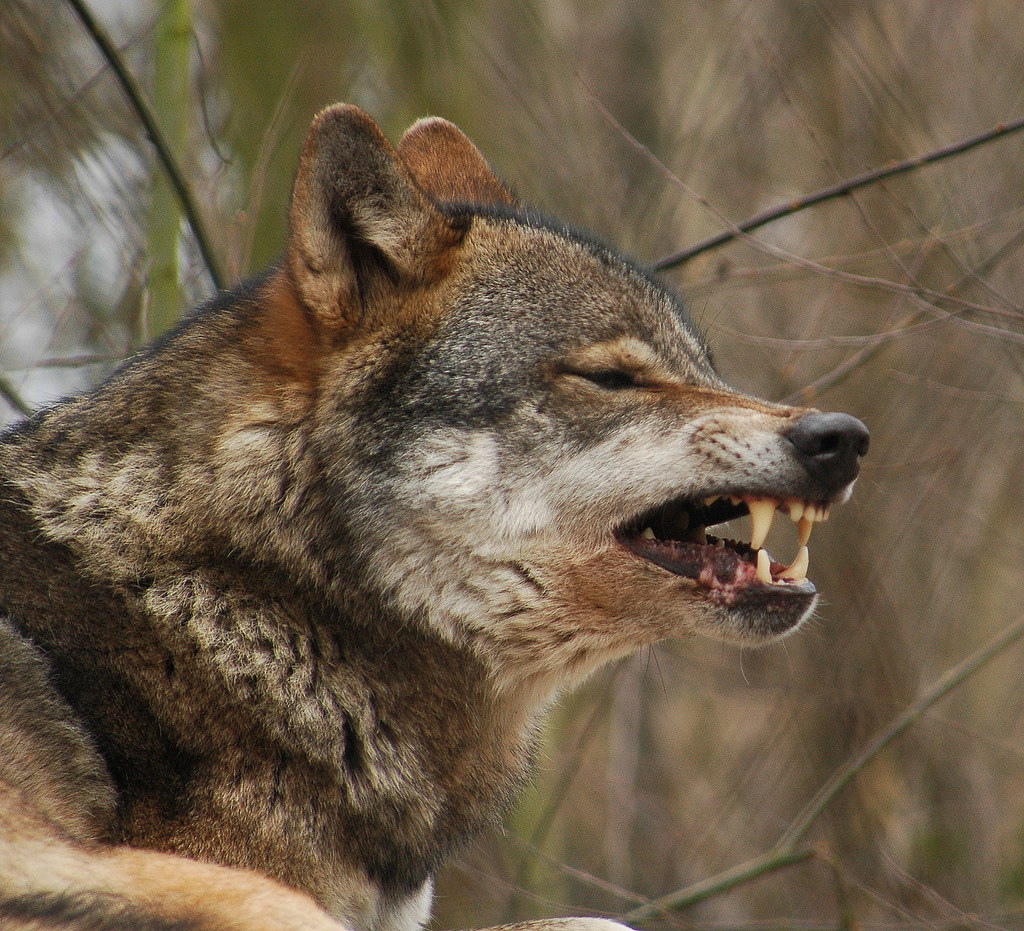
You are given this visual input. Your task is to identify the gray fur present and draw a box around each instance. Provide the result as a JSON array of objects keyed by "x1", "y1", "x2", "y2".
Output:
[{"x1": 0, "y1": 105, "x2": 865, "y2": 930}]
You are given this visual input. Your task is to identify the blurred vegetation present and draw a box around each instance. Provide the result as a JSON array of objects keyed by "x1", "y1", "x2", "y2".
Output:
[{"x1": 3, "y1": 0, "x2": 1024, "y2": 927}]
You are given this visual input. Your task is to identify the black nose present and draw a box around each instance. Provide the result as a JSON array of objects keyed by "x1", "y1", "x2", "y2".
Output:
[{"x1": 784, "y1": 411, "x2": 869, "y2": 491}]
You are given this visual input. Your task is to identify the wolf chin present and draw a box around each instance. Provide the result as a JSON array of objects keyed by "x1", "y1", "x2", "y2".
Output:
[{"x1": 0, "y1": 105, "x2": 868, "y2": 930}]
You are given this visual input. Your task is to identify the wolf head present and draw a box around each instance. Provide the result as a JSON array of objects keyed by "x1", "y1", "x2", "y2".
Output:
[
  {"x1": 42, "y1": 105, "x2": 848, "y2": 714},
  {"x1": 251, "y1": 104, "x2": 868, "y2": 699}
]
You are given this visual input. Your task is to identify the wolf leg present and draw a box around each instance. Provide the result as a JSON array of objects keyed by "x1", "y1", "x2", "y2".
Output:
[{"x1": 0, "y1": 801, "x2": 348, "y2": 931}]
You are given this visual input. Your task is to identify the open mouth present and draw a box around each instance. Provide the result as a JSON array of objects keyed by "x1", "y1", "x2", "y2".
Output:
[{"x1": 616, "y1": 494, "x2": 831, "y2": 598}]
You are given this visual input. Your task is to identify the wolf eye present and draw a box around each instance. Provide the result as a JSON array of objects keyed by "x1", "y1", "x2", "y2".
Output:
[{"x1": 573, "y1": 368, "x2": 641, "y2": 390}]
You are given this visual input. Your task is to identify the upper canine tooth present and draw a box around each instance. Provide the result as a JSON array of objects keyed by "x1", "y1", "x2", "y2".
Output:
[
  {"x1": 797, "y1": 515, "x2": 813, "y2": 547},
  {"x1": 747, "y1": 499, "x2": 776, "y2": 551},
  {"x1": 788, "y1": 501, "x2": 805, "y2": 523}
]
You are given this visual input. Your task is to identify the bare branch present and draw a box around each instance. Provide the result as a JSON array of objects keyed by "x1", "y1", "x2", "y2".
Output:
[
  {"x1": 622, "y1": 614, "x2": 1024, "y2": 918},
  {"x1": 62, "y1": 0, "x2": 225, "y2": 292},
  {"x1": 0, "y1": 373, "x2": 31, "y2": 418},
  {"x1": 652, "y1": 117, "x2": 1024, "y2": 272},
  {"x1": 623, "y1": 847, "x2": 816, "y2": 920},
  {"x1": 775, "y1": 613, "x2": 1024, "y2": 851}
]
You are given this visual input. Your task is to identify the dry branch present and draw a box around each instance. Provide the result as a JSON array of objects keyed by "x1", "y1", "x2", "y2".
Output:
[
  {"x1": 63, "y1": 0, "x2": 224, "y2": 291},
  {"x1": 624, "y1": 613, "x2": 1024, "y2": 920},
  {"x1": 652, "y1": 118, "x2": 1024, "y2": 272}
]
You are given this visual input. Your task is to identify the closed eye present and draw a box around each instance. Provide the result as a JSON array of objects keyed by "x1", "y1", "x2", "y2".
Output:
[{"x1": 569, "y1": 368, "x2": 644, "y2": 390}]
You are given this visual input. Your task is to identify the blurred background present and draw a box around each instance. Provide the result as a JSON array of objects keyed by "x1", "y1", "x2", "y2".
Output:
[{"x1": 3, "y1": 1, "x2": 1024, "y2": 927}]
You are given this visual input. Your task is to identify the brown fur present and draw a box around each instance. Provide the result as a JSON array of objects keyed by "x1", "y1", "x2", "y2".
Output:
[{"x1": 0, "y1": 104, "x2": 866, "y2": 930}]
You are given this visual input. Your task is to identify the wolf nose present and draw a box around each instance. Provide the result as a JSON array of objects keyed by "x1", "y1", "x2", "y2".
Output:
[{"x1": 785, "y1": 412, "x2": 869, "y2": 490}]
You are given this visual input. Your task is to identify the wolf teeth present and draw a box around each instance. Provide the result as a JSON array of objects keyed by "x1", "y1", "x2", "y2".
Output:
[
  {"x1": 746, "y1": 498, "x2": 827, "y2": 552},
  {"x1": 747, "y1": 499, "x2": 776, "y2": 551},
  {"x1": 779, "y1": 545, "x2": 809, "y2": 582},
  {"x1": 801, "y1": 503, "x2": 830, "y2": 523},
  {"x1": 638, "y1": 494, "x2": 830, "y2": 586},
  {"x1": 745, "y1": 497, "x2": 826, "y2": 585}
]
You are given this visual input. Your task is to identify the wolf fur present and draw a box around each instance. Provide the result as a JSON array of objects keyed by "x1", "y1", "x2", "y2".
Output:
[{"x1": 0, "y1": 105, "x2": 867, "y2": 930}]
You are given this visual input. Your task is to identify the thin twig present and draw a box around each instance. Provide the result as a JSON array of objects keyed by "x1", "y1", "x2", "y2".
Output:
[
  {"x1": 63, "y1": 0, "x2": 225, "y2": 291},
  {"x1": 652, "y1": 117, "x2": 1024, "y2": 272},
  {"x1": 621, "y1": 614, "x2": 1024, "y2": 920},
  {"x1": 783, "y1": 210, "x2": 1024, "y2": 404},
  {"x1": 0, "y1": 373, "x2": 31, "y2": 417},
  {"x1": 775, "y1": 613, "x2": 1024, "y2": 850},
  {"x1": 622, "y1": 847, "x2": 815, "y2": 921}
]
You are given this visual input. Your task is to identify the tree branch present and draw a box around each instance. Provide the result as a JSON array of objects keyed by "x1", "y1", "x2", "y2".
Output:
[
  {"x1": 621, "y1": 614, "x2": 1024, "y2": 920},
  {"x1": 63, "y1": 0, "x2": 225, "y2": 292},
  {"x1": 775, "y1": 613, "x2": 1024, "y2": 851},
  {"x1": 622, "y1": 847, "x2": 815, "y2": 921},
  {"x1": 652, "y1": 117, "x2": 1024, "y2": 273},
  {"x1": 0, "y1": 373, "x2": 31, "y2": 418}
]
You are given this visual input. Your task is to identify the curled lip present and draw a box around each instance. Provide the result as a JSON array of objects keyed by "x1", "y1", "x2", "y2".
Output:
[
  {"x1": 614, "y1": 492, "x2": 837, "y2": 597},
  {"x1": 619, "y1": 532, "x2": 816, "y2": 599}
]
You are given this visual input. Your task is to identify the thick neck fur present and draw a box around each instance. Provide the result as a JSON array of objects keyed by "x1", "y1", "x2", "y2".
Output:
[{"x1": 0, "y1": 290, "x2": 536, "y2": 916}]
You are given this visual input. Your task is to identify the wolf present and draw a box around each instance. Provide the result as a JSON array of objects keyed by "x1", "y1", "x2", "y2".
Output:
[{"x1": 0, "y1": 104, "x2": 868, "y2": 930}]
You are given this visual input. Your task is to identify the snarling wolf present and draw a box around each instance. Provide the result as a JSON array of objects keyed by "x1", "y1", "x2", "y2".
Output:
[{"x1": 0, "y1": 105, "x2": 868, "y2": 930}]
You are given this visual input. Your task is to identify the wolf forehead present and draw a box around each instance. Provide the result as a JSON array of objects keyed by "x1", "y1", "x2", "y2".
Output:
[{"x1": 361, "y1": 205, "x2": 720, "y2": 426}]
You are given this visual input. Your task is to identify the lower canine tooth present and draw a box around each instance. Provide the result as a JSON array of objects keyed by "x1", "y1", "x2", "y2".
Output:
[
  {"x1": 779, "y1": 545, "x2": 809, "y2": 581},
  {"x1": 797, "y1": 516, "x2": 813, "y2": 547},
  {"x1": 755, "y1": 548, "x2": 772, "y2": 584}
]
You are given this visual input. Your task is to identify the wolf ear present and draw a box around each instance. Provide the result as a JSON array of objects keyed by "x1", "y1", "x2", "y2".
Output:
[
  {"x1": 286, "y1": 104, "x2": 462, "y2": 326},
  {"x1": 398, "y1": 117, "x2": 516, "y2": 208}
]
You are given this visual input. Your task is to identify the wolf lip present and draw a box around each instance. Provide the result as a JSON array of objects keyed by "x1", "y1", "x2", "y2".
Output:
[
  {"x1": 616, "y1": 494, "x2": 831, "y2": 594},
  {"x1": 620, "y1": 534, "x2": 816, "y2": 596}
]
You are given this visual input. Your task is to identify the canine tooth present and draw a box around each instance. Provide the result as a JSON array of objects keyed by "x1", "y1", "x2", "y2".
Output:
[
  {"x1": 755, "y1": 548, "x2": 772, "y2": 584},
  {"x1": 779, "y1": 545, "x2": 809, "y2": 581},
  {"x1": 788, "y1": 501, "x2": 804, "y2": 523},
  {"x1": 747, "y1": 499, "x2": 776, "y2": 551},
  {"x1": 797, "y1": 515, "x2": 813, "y2": 547},
  {"x1": 642, "y1": 526, "x2": 656, "y2": 540}
]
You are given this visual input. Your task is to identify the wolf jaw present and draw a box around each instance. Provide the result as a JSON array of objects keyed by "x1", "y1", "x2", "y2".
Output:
[{"x1": 616, "y1": 491, "x2": 844, "y2": 606}]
